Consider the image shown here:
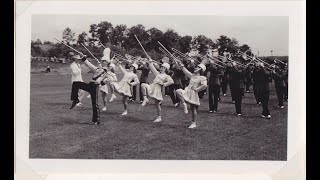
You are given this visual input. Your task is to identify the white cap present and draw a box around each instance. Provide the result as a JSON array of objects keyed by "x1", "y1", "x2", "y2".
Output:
[
  {"x1": 131, "y1": 63, "x2": 138, "y2": 70},
  {"x1": 108, "y1": 63, "x2": 116, "y2": 69},
  {"x1": 197, "y1": 63, "x2": 206, "y2": 71},
  {"x1": 162, "y1": 57, "x2": 169, "y2": 62},
  {"x1": 73, "y1": 55, "x2": 81, "y2": 60},
  {"x1": 161, "y1": 62, "x2": 170, "y2": 70}
]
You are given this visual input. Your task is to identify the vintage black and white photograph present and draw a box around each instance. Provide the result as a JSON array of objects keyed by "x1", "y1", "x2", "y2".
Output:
[{"x1": 28, "y1": 14, "x2": 289, "y2": 160}]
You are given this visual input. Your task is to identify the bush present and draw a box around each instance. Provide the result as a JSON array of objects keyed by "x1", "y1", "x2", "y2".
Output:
[{"x1": 31, "y1": 45, "x2": 46, "y2": 57}]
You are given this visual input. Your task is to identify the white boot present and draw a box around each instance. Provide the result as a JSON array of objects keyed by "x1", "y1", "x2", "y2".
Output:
[
  {"x1": 141, "y1": 97, "x2": 149, "y2": 106},
  {"x1": 109, "y1": 94, "x2": 117, "y2": 102},
  {"x1": 102, "y1": 106, "x2": 107, "y2": 111},
  {"x1": 188, "y1": 122, "x2": 196, "y2": 129},
  {"x1": 121, "y1": 110, "x2": 128, "y2": 116},
  {"x1": 153, "y1": 116, "x2": 162, "y2": 122},
  {"x1": 182, "y1": 102, "x2": 188, "y2": 114},
  {"x1": 76, "y1": 102, "x2": 83, "y2": 107}
]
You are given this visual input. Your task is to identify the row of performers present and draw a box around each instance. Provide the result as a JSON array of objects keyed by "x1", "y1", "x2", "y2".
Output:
[{"x1": 69, "y1": 53, "x2": 288, "y2": 129}]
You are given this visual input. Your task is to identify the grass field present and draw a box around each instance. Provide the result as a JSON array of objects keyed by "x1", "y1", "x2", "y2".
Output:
[{"x1": 29, "y1": 71, "x2": 287, "y2": 160}]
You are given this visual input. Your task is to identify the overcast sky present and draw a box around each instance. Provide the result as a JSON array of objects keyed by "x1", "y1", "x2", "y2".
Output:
[{"x1": 32, "y1": 15, "x2": 288, "y2": 56}]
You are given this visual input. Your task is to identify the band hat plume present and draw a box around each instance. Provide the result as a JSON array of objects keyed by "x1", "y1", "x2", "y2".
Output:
[
  {"x1": 102, "y1": 48, "x2": 111, "y2": 62},
  {"x1": 197, "y1": 63, "x2": 206, "y2": 72},
  {"x1": 131, "y1": 63, "x2": 138, "y2": 70},
  {"x1": 161, "y1": 62, "x2": 170, "y2": 70}
]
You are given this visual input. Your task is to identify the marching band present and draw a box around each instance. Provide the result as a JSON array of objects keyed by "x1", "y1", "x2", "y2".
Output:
[{"x1": 64, "y1": 38, "x2": 288, "y2": 129}]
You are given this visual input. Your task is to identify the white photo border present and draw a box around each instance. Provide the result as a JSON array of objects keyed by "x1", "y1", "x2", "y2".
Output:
[{"x1": 15, "y1": 1, "x2": 306, "y2": 179}]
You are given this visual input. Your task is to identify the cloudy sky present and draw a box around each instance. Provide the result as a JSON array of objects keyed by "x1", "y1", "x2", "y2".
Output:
[{"x1": 32, "y1": 15, "x2": 288, "y2": 56}]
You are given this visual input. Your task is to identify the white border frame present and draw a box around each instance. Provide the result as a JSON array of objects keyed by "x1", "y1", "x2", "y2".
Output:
[{"x1": 15, "y1": 1, "x2": 306, "y2": 179}]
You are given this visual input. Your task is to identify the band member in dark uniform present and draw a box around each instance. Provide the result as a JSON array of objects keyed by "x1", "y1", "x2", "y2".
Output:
[
  {"x1": 244, "y1": 64, "x2": 254, "y2": 93},
  {"x1": 207, "y1": 60, "x2": 223, "y2": 113},
  {"x1": 254, "y1": 63, "x2": 271, "y2": 118},
  {"x1": 228, "y1": 62, "x2": 245, "y2": 115},
  {"x1": 271, "y1": 65, "x2": 286, "y2": 109},
  {"x1": 252, "y1": 63, "x2": 262, "y2": 105},
  {"x1": 221, "y1": 67, "x2": 229, "y2": 97},
  {"x1": 137, "y1": 59, "x2": 150, "y2": 103},
  {"x1": 168, "y1": 62, "x2": 184, "y2": 107}
]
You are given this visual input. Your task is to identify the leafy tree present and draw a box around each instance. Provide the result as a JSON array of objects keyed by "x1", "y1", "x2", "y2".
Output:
[
  {"x1": 160, "y1": 29, "x2": 180, "y2": 53},
  {"x1": 146, "y1": 27, "x2": 164, "y2": 52},
  {"x1": 31, "y1": 44, "x2": 44, "y2": 56},
  {"x1": 88, "y1": 24, "x2": 98, "y2": 47},
  {"x1": 43, "y1": 41, "x2": 53, "y2": 44},
  {"x1": 216, "y1": 35, "x2": 231, "y2": 55},
  {"x1": 239, "y1": 44, "x2": 251, "y2": 52},
  {"x1": 123, "y1": 24, "x2": 149, "y2": 51},
  {"x1": 192, "y1": 35, "x2": 215, "y2": 55},
  {"x1": 96, "y1": 21, "x2": 113, "y2": 45},
  {"x1": 227, "y1": 38, "x2": 239, "y2": 55},
  {"x1": 178, "y1": 35, "x2": 192, "y2": 53},
  {"x1": 32, "y1": 39, "x2": 42, "y2": 45},
  {"x1": 77, "y1": 32, "x2": 88, "y2": 45},
  {"x1": 216, "y1": 35, "x2": 239, "y2": 56},
  {"x1": 62, "y1": 27, "x2": 76, "y2": 45},
  {"x1": 110, "y1": 24, "x2": 128, "y2": 48}
]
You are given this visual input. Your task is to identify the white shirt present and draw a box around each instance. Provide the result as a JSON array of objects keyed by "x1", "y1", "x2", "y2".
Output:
[{"x1": 70, "y1": 61, "x2": 83, "y2": 83}]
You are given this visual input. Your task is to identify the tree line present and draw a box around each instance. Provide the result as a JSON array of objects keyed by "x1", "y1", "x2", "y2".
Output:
[{"x1": 31, "y1": 21, "x2": 252, "y2": 60}]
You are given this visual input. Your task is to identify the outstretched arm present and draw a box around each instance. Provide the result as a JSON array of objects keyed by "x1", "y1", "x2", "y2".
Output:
[
  {"x1": 83, "y1": 59, "x2": 99, "y2": 72},
  {"x1": 181, "y1": 67, "x2": 193, "y2": 79},
  {"x1": 175, "y1": 59, "x2": 193, "y2": 79},
  {"x1": 148, "y1": 62, "x2": 159, "y2": 76}
]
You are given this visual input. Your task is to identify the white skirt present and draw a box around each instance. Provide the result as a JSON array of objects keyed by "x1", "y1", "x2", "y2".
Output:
[{"x1": 100, "y1": 85, "x2": 108, "y2": 94}]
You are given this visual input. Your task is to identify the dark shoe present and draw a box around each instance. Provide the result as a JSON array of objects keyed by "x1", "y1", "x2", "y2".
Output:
[{"x1": 70, "y1": 100, "x2": 80, "y2": 109}]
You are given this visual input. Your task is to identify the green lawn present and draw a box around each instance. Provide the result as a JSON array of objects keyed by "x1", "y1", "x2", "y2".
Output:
[{"x1": 29, "y1": 72, "x2": 287, "y2": 160}]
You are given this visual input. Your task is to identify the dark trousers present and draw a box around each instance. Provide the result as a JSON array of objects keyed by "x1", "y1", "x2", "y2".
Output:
[
  {"x1": 198, "y1": 89, "x2": 206, "y2": 99},
  {"x1": 71, "y1": 82, "x2": 100, "y2": 123},
  {"x1": 257, "y1": 88, "x2": 270, "y2": 116},
  {"x1": 230, "y1": 84, "x2": 235, "y2": 101},
  {"x1": 208, "y1": 84, "x2": 220, "y2": 111},
  {"x1": 130, "y1": 85, "x2": 137, "y2": 101},
  {"x1": 168, "y1": 84, "x2": 181, "y2": 104},
  {"x1": 253, "y1": 85, "x2": 261, "y2": 104},
  {"x1": 284, "y1": 82, "x2": 288, "y2": 101},
  {"x1": 231, "y1": 88, "x2": 243, "y2": 114},
  {"x1": 165, "y1": 86, "x2": 170, "y2": 96},
  {"x1": 221, "y1": 81, "x2": 228, "y2": 94},
  {"x1": 275, "y1": 85, "x2": 285, "y2": 106},
  {"x1": 245, "y1": 82, "x2": 251, "y2": 92},
  {"x1": 181, "y1": 79, "x2": 189, "y2": 89}
]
